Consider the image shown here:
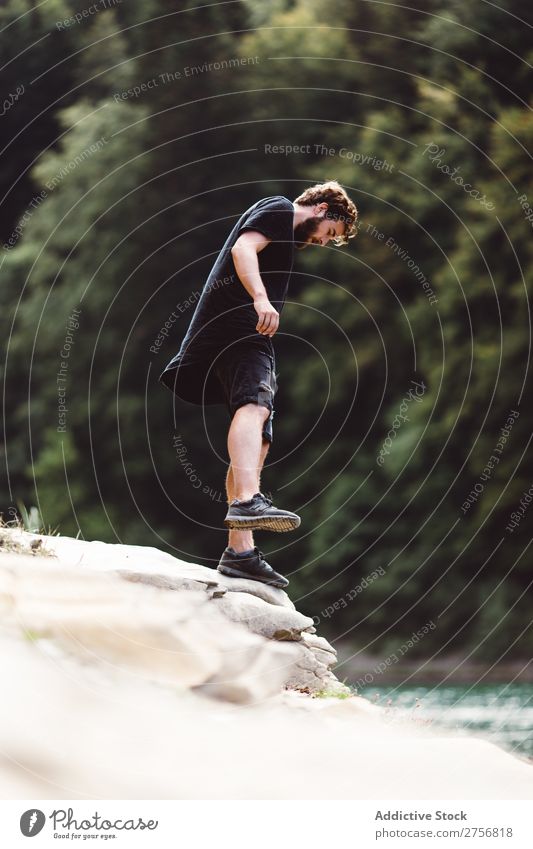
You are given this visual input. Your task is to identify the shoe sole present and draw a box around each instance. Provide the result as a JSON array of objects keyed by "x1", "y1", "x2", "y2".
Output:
[
  {"x1": 223, "y1": 515, "x2": 300, "y2": 532},
  {"x1": 217, "y1": 563, "x2": 289, "y2": 589}
]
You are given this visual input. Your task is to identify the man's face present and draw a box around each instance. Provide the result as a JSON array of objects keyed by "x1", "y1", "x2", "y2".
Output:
[{"x1": 294, "y1": 205, "x2": 346, "y2": 249}]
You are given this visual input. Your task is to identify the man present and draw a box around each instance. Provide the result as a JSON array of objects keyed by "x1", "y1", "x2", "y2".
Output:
[{"x1": 159, "y1": 180, "x2": 358, "y2": 589}]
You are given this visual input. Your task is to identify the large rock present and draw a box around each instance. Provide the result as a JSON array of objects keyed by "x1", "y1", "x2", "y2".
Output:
[
  {"x1": 2, "y1": 531, "x2": 532, "y2": 801},
  {"x1": 8, "y1": 529, "x2": 295, "y2": 608},
  {"x1": 0, "y1": 530, "x2": 346, "y2": 696},
  {"x1": 0, "y1": 552, "x2": 294, "y2": 701},
  {"x1": 0, "y1": 635, "x2": 532, "y2": 800}
]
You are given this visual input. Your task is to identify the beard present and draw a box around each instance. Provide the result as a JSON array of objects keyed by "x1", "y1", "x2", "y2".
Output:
[{"x1": 293, "y1": 216, "x2": 323, "y2": 250}]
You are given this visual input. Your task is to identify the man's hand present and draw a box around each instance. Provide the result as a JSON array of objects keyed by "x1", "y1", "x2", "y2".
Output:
[
  {"x1": 254, "y1": 298, "x2": 279, "y2": 337},
  {"x1": 231, "y1": 231, "x2": 280, "y2": 337}
]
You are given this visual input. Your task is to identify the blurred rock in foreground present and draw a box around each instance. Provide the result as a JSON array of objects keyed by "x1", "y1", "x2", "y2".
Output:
[{"x1": 0, "y1": 530, "x2": 531, "y2": 800}]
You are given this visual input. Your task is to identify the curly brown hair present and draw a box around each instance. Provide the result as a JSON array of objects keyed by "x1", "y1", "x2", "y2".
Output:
[{"x1": 293, "y1": 180, "x2": 358, "y2": 245}]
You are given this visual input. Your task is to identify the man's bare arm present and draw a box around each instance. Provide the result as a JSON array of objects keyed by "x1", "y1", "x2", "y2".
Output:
[{"x1": 231, "y1": 231, "x2": 279, "y2": 337}]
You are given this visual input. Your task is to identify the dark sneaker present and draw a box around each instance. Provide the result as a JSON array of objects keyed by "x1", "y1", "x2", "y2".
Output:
[
  {"x1": 224, "y1": 491, "x2": 301, "y2": 532},
  {"x1": 217, "y1": 546, "x2": 289, "y2": 588}
]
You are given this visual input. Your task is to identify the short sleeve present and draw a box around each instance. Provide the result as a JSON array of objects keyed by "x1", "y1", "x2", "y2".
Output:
[{"x1": 237, "y1": 197, "x2": 292, "y2": 242}]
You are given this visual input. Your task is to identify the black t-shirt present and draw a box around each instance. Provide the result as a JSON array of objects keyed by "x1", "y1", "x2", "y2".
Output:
[{"x1": 159, "y1": 195, "x2": 295, "y2": 404}]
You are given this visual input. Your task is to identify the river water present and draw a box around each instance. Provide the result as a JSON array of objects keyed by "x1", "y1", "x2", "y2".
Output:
[{"x1": 359, "y1": 683, "x2": 533, "y2": 759}]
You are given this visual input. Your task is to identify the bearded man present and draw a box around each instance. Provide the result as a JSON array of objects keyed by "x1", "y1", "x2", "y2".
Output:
[{"x1": 160, "y1": 180, "x2": 358, "y2": 588}]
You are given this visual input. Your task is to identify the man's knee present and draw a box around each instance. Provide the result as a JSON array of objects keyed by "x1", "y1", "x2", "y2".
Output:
[
  {"x1": 232, "y1": 402, "x2": 273, "y2": 447},
  {"x1": 237, "y1": 401, "x2": 271, "y2": 424}
]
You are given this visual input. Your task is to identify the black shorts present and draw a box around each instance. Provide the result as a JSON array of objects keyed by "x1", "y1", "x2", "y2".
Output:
[{"x1": 213, "y1": 343, "x2": 278, "y2": 444}]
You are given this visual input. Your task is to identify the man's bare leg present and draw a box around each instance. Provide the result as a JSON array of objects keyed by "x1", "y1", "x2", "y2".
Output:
[
  {"x1": 226, "y1": 442, "x2": 270, "y2": 552},
  {"x1": 224, "y1": 402, "x2": 300, "y2": 534},
  {"x1": 227, "y1": 402, "x2": 270, "y2": 500},
  {"x1": 226, "y1": 404, "x2": 270, "y2": 553},
  {"x1": 219, "y1": 404, "x2": 292, "y2": 586}
]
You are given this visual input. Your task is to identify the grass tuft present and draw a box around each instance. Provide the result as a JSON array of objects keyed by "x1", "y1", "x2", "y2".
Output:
[
  {"x1": 312, "y1": 687, "x2": 354, "y2": 699},
  {"x1": 0, "y1": 508, "x2": 57, "y2": 557}
]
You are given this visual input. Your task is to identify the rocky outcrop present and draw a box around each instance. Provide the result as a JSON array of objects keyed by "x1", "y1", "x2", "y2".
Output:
[
  {"x1": 0, "y1": 529, "x2": 348, "y2": 702},
  {"x1": 1, "y1": 529, "x2": 533, "y2": 801}
]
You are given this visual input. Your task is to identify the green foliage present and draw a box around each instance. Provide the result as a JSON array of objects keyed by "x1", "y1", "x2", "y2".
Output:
[
  {"x1": 313, "y1": 688, "x2": 353, "y2": 700},
  {"x1": 1, "y1": 0, "x2": 532, "y2": 663},
  {"x1": 16, "y1": 502, "x2": 42, "y2": 533}
]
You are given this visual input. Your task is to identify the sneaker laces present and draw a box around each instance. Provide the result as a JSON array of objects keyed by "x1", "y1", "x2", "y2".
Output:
[
  {"x1": 253, "y1": 548, "x2": 274, "y2": 572},
  {"x1": 259, "y1": 491, "x2": 273, "y2": 507}
]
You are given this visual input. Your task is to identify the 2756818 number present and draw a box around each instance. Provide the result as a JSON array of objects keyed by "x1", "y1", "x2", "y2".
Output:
[{"x1": 462, "y1": 828, "x2": 513, "y2": 837}]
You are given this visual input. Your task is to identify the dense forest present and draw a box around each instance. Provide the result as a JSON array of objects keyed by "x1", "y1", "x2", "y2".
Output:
[{"x1": 1, "y1": 0, "x2": 532, "y2": 663}]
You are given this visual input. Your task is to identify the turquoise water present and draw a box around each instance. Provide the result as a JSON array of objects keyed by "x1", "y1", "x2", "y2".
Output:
[{"x1": 360, "y1": 683, "x2": 533, "y2": 759}]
